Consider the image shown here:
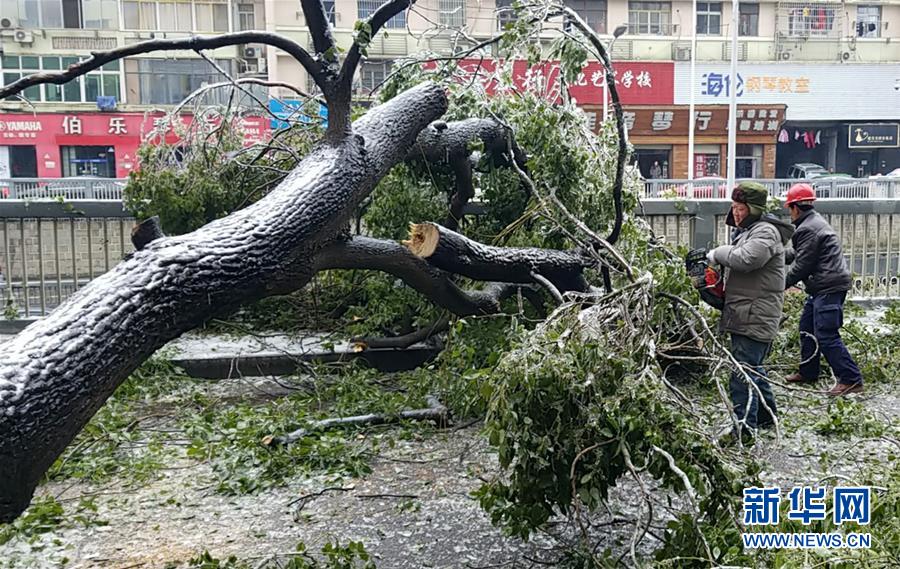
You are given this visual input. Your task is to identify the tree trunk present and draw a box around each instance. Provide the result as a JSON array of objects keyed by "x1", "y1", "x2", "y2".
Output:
[{"x1": 0, "y1": 82, "x2": 448, "y2": 522}]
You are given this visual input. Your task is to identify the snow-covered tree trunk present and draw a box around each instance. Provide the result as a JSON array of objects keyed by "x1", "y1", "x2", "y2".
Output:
[{"x1": 0, "y1": 82, "x2": 448, "y2": 522}]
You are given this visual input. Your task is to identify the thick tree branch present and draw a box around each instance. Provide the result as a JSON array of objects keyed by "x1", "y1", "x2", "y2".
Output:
[
  {"x1": 301, "y1": 0, "x2": 338, "y2": 60},
  {"x1": 0, "y1": 32, "x2": 322, "y2": 102},
  {"x1": 405, "y1": 222, "x2": 591, "y2": 294},
  {"x1": 409, "y1": 118, "x2": 527, "y2": 231},
  {"x1": 353, "y1": 316, "x2": 451, "y2": 350},
  {"x1": 339, "y1": 0, "x2": 414, "y2": 93},
  {"x1": 313, "y1": 236, "x2": 521, "y2": 317}
]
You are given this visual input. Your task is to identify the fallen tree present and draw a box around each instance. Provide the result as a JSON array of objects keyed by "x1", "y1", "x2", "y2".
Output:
[{"x1": 0, "y1": 0, "x2": 627, "y2": 521}]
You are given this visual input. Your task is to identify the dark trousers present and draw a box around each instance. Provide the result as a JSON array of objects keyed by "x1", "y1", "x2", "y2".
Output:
[
  {"x1": 799, "y1": 291, "x2": 863, "y2": 385},
  {"x1": 730, "y1": 333, "x2": 778, "y2": 432}
]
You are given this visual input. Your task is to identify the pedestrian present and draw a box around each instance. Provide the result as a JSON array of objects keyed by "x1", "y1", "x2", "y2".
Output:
[
  {"x1": 649, "y1": 160, "x2": 662, "y2": 179},
  {"x1": 783, "y1": 183, "x2": 863, "y2": 396},
  {"x1": 707, "y1": 182, "x2": 795, "y2": 441}
]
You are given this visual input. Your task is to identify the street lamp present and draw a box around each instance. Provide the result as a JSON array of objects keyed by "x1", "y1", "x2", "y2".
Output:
[{"x1": 603, "y1": 24, "x2": 629, "y2": 121}]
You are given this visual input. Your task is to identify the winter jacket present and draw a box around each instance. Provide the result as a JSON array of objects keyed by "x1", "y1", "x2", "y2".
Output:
[
  {"x1": 785, "y1": 209, "x2": 852, "y2": 295},
  {"x1": 710, "y1": 214, "x2": 795, "y2": 343}
]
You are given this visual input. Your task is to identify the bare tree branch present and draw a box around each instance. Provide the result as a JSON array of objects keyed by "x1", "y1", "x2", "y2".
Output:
[{"x1": 0, "y1": 32, "x2": 322, "y2": 102}]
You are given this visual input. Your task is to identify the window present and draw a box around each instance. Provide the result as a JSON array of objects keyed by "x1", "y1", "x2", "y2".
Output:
[
  {"x1": 496, "y1": 0, "x2": 514, "y2": 30},
  {"x1": 126, "y1": 58, "x2": 233, "y2": 105},
  {"x1": 17, "y1": 0, "x2": 62, "y2": 28},
  {"x1": 439, "y1": 0, "x2": 465, "y2": 28},
  {"x1": 738, "y1": 3, "x2": 758, "y2": 36},
  {"x1": 564, "y1": 0, "x2": 607, "y2": 34},
  {"x1": 1, "y1": 55, "x2": 120, "y2": 102},
  {"x1": 322, "y1": 0, "x2": 335, "y2": 25},
  {"x1": 628, "y1": 2, "x2": 671, "y2": 35},
  {"x1": 81, "y1": 0, "x2": 119, "y2": 29},
  {"x1": 358, "y1": 0, "x2": 405, "y2": 28},
  {"x1": 857, "y1": 6, "x2": 881, "y2": 38},
  {"x1": 696, "y1": 2, "x2": 721, "y2": 35},
  {"x1": 61, "y1": 146, "x2": 116, "y2": 178},
  {"x1": 779, "y1": 3, "x2": 841, "y2": 38},
  {"x1": 122, "y1": 0, "x2": 229, "y2": 31},
  {"x1": 358, "y1": 60, "x2": 391, "y2": 95},
  {"x1": 237, "y1": 4, "x2": 255, "y2": 30}
]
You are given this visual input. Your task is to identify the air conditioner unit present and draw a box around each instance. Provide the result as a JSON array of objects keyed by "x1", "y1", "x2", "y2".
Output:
[
  {"x1": 840, "y1": 51, "x2": 852, "y2": 61},
  {"x1": 673, "y1": 46, "x2": 692, "y2": 61},
  {"x1": 1, "y1": 17, "x2": 16, "y2": 29},
  {"x1": 13, "y1": 29, "x2": 33, "y2": 44},
  {"x1": 778, "y1": 49, "x2": 792, "y2": 60},
  {"x1": 243, "y1": 46, "x2": 262, "y2": 59}
]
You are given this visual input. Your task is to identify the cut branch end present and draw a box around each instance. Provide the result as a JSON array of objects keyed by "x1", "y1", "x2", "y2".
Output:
[{"x1": 404, "y1": 222, "x2": 439, "y2": 258}]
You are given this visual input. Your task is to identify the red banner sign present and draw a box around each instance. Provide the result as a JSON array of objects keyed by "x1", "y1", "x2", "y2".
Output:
[
  {"x1": 0, "y1": 112, "x2": 269, "y2": 178},
  {"x1": 446, "y1": 59, "x2": 674, "y2": 105}
]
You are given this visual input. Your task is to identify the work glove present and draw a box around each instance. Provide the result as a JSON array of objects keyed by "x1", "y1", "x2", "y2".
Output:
[{"x1": 706, "y1": 249, "x2": 717, "y2": 265}]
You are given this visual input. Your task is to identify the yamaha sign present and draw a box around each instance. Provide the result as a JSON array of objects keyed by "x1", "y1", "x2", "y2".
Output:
[{"x1": 848, "y1": 124, "x2": 900, "y2": 149}]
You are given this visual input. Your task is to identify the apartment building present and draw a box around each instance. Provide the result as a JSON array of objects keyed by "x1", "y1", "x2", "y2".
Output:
[
  {"x1": 2, "y1": 0, "x2": 900, "y2": 179},
  {"x1": 0, "y1": 0, "x2": 269, "y2": 178}
]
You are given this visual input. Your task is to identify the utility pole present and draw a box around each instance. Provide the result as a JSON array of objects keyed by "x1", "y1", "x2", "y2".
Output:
[
  {"x1": 726, "y1": 0, "x2": 740, "y2": 190},
  {"x1": 688, "y1": 0, "x2": 698, "y2": 183}
]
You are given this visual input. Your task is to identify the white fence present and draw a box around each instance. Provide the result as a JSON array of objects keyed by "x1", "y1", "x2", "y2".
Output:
[
  {"x1": 0, "y1": 178, "x2": 128, "y2": 201},
  {"x1": 644, "y1": 178, "x2": 900, "y2": 200}
]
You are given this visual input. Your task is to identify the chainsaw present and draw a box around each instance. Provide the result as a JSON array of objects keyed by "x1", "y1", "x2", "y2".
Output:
[{"x1": 685, "y1": 247, "x2": 725, "y2": 310}]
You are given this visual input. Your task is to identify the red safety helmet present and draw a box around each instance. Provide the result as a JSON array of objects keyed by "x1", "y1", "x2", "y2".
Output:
[{"x1": 784, "y1": 183, "x2": 817, "y2": 207}]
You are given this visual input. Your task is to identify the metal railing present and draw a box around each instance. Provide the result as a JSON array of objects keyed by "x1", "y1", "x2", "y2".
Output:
[
  {"x1": 641, "y1": 199, "x2": 900, "y2": 300},
  {"x1": 0, "y1": 201, "x2": 134, "y2": 318},
  {"x1": 0, "y1": 178, "x2": 128, "y2": 201},
  {"x1": 644, "y1": 178, "x2": 900, "y2": 200},
  {"x1": 0, "y1": 198, "x2": 897, "y2": 321}
]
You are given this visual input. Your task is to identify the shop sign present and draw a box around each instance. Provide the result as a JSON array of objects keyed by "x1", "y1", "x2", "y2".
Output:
[
  {"x1": 0, "y1": 113, "x2": 270, "y2": 145},
  {"x1": 674, "y1": 63, "x2": 900, "y2": 121},
  {"x1": 848, "y1": 124, "x2": 899, "y2": 149},
  {"x1": 604, "y1": 105, "x2": 785, "y2": 137},
  {"x1": 443, "y1": 59, "x2": 675, "y2": 105}
]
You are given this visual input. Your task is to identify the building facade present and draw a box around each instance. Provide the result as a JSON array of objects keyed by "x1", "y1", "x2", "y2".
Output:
[{"x1": 2, "y1": 0, "x2": 900, "y2": 179}]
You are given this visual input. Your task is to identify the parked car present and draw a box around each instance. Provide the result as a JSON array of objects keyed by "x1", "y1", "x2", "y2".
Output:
[{"x1": 787, "y1": 163, "x2": 828, "y2": 180}]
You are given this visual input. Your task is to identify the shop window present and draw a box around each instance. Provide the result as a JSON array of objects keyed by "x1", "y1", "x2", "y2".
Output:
[
  {"x1": 0, "y1": 55, "x2": 119, "y2": 103},
  {"x1": 634, "y1": 148, "x2": 671, "y2": 179},
  {"x1": 693, "y1": 146, "x2": 721, "y2": 177},
  {"x1": 736, "y1": 143, "x2": 763, "y2": 178},
  {"x1": 628, "y1": 2, "x2": 672, "y2": 35},
  {"x1": 856, "y1": 6, "x2": 880, "y2": 38},
  {"x1": 126, "y1": 58, "x2": 233, "y2": 105},
  {"x1": 357, "y1": 0, "x2": 405, "y2": 28},
  {"x1": 739, "y1": 3, "x2": 759, "y2": 36},
  {"x1": 61, "y1": 146, "x2": 116, "y2": 178},
  {"x1": 564, "y1": 0, "x2": 607, "y2": 34},
  {"x1": 9, "y1": 146, "x2": 38, "y2": 178},
  {"x1": 696, "y1": 2, "x2": 721, "y2": 35}
]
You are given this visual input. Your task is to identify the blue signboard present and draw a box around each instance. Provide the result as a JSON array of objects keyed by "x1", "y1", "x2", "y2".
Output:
[{"x1": 268, "y1": 99, "x2": 328, "y2": 130}]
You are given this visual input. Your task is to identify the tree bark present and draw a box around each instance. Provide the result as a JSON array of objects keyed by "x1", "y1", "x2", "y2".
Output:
[{"x1": 0, "y1": 81, "x2": 448, "y2": 522}]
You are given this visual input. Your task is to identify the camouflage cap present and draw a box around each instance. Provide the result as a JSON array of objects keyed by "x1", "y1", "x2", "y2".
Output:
[{"x1": 731, "y1": 181, "x2": 768, "y2": 215}]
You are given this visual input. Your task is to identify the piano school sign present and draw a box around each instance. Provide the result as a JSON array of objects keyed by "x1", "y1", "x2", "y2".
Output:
[{"x1": 849, "y1": 123, "x2": 900, "y2": 149}]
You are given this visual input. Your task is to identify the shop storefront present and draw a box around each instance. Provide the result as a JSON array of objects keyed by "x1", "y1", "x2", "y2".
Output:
[
  {"x1": 582, "y1": 104, "x2": 785, "y2": 179},
  {"x1": 674, "y1": 63, "x2": 900, "y2": 176},
  {"x1": 0, "y1": 112, "x2": 270, "y2": 179}
]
